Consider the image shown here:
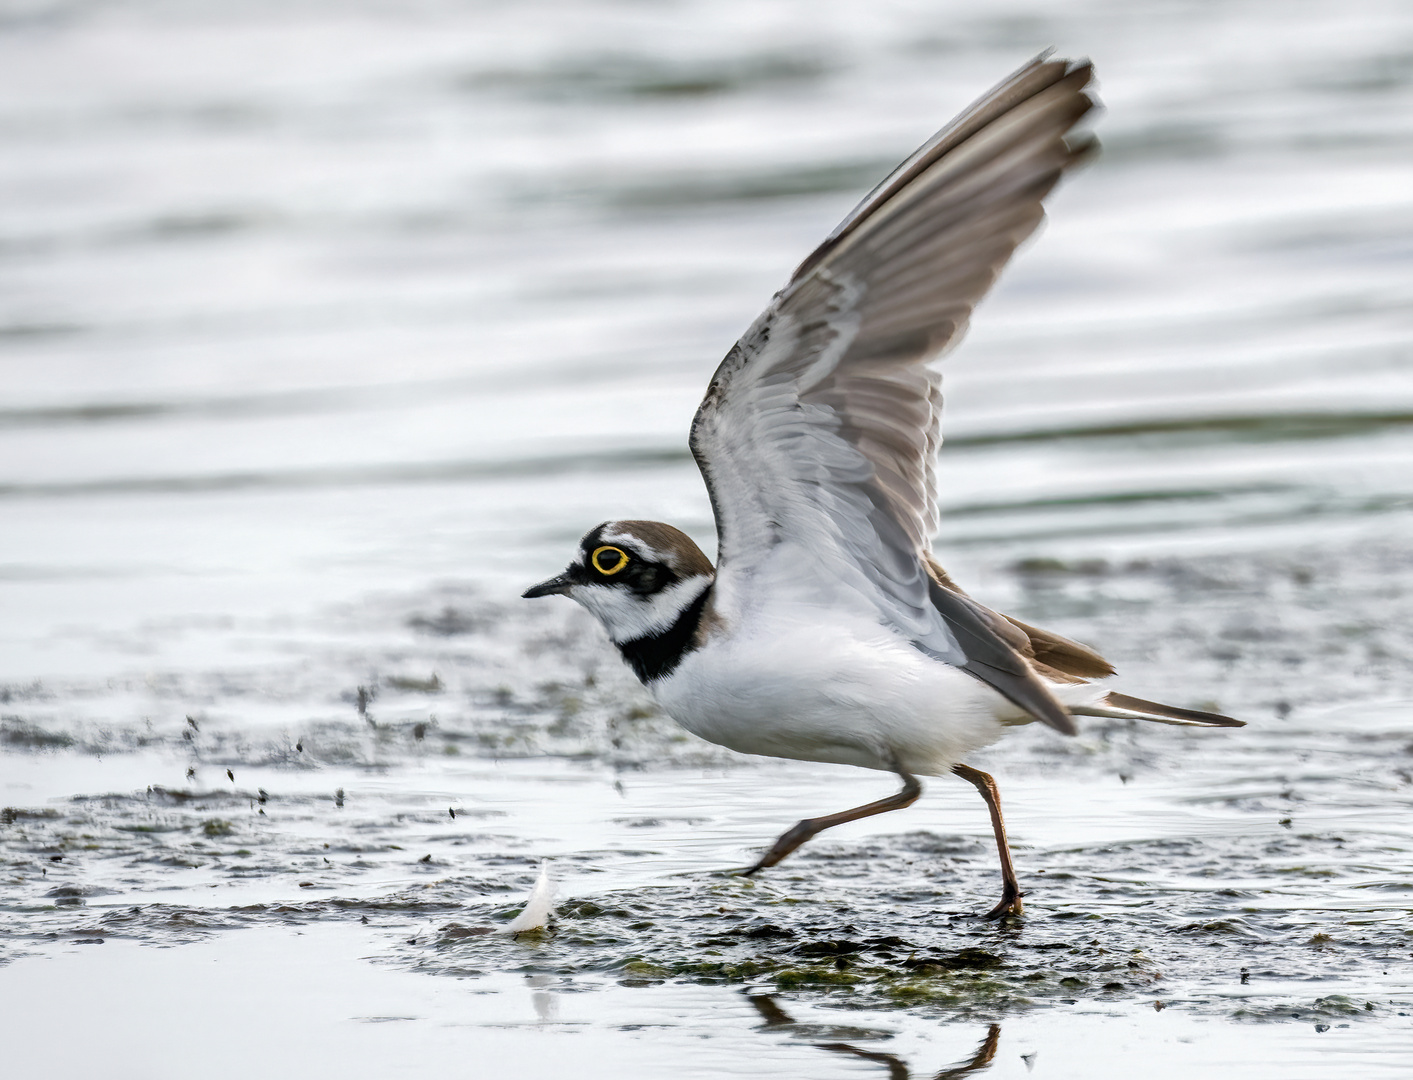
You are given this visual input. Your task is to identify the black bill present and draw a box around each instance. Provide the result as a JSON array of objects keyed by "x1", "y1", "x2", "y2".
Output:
[{"x1": 522, "y1": 570, "x2": 577, "y2": 599}]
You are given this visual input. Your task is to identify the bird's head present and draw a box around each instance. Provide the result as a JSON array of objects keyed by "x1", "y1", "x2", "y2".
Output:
[{"x1": 522, "y1": 520, "x2": 714, "y2": 644}]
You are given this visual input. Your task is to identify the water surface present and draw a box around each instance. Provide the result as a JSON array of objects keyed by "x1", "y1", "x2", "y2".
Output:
[{"x1": 3, "y1": 0, "x2": 1413, "y2": 1075}]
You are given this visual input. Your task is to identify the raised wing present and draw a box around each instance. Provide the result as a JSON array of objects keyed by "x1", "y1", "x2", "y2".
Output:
[{"x1": 689, "y1": 55, "x2": 1097, "y2": 732}]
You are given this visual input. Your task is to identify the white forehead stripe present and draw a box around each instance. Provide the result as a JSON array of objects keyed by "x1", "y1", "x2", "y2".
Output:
[{"x1": 598, "y1": 526, "x2": 667, "y2": 564}]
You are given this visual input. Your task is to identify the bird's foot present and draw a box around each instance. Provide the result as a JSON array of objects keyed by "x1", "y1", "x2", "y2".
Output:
[
  {"x1": 740, "y1": 853, "x2": 785, "y2": 876},
  {"x1": 982, "y1": 890, "x2": 1024, "y2": 920},
  {"x1": 740, "y1": 820, "x2": 817, "y2": 876},
  {"x1": 738, "y1": 848, "x2": 784, "y2": 877}
]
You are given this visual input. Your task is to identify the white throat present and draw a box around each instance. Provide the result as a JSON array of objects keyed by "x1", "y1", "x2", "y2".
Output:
[{"x1": 571, "y1": 574, "x2": 712, "y2": 644}]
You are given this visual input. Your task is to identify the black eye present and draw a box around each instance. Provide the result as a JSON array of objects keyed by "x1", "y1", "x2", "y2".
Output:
[{"x1": 591, "y1": 545, "x2": 629, "y2": 576}]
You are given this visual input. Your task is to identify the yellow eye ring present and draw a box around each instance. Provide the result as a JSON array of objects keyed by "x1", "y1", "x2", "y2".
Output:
[{"x1": 591, "y1": 545, "x2": 629, "y2": 576}]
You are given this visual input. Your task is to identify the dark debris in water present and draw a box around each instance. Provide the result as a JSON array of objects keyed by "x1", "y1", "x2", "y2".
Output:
[
  {"x1": 2, "y1": 541, "x2": 1412, "y2": 1023},
  {"x1": 4, "y1": 767, "x2": 1410, "y2": 1021},
  {"x1": 403, "y1": 823, "x2": 1412, "y2": 1021}
]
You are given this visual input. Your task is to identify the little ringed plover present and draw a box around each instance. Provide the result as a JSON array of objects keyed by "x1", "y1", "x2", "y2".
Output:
[{"x1": 525, "y1": 53, "x2": 1243, "y2": 918}]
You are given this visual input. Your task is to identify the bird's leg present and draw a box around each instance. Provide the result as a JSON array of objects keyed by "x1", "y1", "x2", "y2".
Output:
[
  {"x1": 742, "y1": 771, "x2": 922, "y2": 875},
  {"x1": 951, "y1": 763, "x2": 1023, "y2": 919}
]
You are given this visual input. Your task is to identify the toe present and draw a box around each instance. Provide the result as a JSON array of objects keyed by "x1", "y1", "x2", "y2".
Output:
[{"x1": 982, "y1": 893, "x2": 1024, "y2": 920}]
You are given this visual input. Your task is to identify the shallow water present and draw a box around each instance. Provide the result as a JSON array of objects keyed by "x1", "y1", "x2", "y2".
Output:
[{"x1": 3, "y1": 0, "x2": 1413, "y2": 1075}]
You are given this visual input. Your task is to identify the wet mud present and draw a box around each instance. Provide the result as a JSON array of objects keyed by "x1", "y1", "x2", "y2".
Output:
[{"x1": 5, "y1": 541, "x2": 1411, "y2": 1041}]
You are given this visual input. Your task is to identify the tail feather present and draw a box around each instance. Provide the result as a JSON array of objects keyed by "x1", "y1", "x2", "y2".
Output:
[{"x1": 1071, "y1": 691, "x2": 1244, "y2": 728}]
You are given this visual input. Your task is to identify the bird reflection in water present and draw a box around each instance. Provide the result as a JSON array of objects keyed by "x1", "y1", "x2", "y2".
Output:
[{"x1": 747, "y1": 993, "x2": 1000, "y2": 1078}]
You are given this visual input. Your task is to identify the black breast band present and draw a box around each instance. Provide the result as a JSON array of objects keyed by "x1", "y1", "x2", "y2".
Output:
[{"x1": 616, "y1": 585, "x2": 713, "y2": 684}]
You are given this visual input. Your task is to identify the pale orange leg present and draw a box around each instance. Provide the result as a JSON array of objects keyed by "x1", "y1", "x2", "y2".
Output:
[
  {"x1": 742, "y1": 771, "x2": 923, "y2": 875},
  {"x1": 952, "y1": 763, "x2": 1023, "y2": 919}
]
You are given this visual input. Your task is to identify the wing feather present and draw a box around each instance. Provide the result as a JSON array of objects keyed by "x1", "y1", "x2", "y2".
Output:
[{"x1": 690, "y1": 55, "x2": 1099, "y2": 727}]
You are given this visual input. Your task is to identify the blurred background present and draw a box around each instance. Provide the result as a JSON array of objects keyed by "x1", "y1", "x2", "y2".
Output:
[
  {"x1": 3, "y1": 2, "x2": 1413, "y2": 1075},
  {"x1": 2, "y1": 0, "x2": 1411, "y2": 683}
]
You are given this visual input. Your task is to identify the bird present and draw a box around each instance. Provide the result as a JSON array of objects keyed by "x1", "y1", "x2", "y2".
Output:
[{"x1": 523, "y1": 53, "x2": 1243, "y2": 919}]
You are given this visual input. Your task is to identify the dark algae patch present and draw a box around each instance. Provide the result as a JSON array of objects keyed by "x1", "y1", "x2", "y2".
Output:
[
  {"x1": 412, "y1": 872, "x2": 1379, "y2": 1020},
  {"x1": 409, "y1": 817, "x2": 1411, "y2": 1022}
]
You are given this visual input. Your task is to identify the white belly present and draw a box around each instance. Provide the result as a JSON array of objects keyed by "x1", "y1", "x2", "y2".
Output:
[{"x1": 649, "y1": 609, "x2": 1011, "y2": 776}]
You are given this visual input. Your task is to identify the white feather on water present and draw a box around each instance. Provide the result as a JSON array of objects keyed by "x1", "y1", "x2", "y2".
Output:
[{"x1": 502, "y1": 861, "x2": 557, "y2": 934}]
